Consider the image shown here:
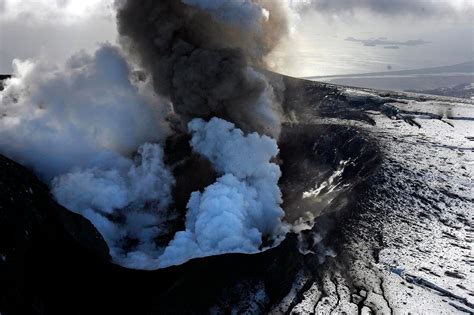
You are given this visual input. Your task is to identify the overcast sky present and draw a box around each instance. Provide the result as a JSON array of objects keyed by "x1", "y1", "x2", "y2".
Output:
[
  {"x1": 277, "y1": 0, "x2": 474, "y2": 76},
  {"x1": 0, "y1": 0, "x2": 473, "y2": 76},
  {"x1": 0, "y1": 0, "x2": 116, "y2": 73}
]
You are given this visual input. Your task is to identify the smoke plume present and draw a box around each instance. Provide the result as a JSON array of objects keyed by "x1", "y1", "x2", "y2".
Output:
[
  {"x1": 0, "y1": 0, "x2": 294, "y2": 270},
  {"x1": 116, "y1": 0, "x2": 289, "y2": 138}
]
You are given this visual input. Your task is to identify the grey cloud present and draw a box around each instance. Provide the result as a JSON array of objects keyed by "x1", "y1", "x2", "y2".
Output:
[
  {"x1": 345, "y1": 37, "x2": 430, "y2": 47},
  {"x1": 56, "y1": 0, "x2": 69, "y2": 9},
  {"x1": 0, "y1": 17, "x2": 116, "y2": 73},
  {"x1": 295, "y1": 0, "x2": 474, "y2": 18}
]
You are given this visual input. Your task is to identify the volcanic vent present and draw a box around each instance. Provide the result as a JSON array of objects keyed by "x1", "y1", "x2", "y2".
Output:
[{"x1": 0, "y1": 0, "x2": 294, "y2": 269}]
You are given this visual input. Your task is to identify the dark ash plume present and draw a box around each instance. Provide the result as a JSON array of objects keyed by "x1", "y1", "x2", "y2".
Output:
[{"x1": 116, "y1": 0, "x2": 289, "y2": 138}]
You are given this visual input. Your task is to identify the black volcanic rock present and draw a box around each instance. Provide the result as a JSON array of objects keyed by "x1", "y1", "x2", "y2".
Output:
[
  {"x1": 0, "y1": 154, "x2": 109, "y2": 313},
  {"x1": 279, "y1": 124, "x2": 381, "y2": 224},
  {"x1": 0, "y1": 153, "x2": 307, "y2": 314}
]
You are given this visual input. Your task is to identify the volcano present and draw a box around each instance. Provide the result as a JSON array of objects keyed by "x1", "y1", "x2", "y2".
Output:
[{"x1": 1, "y1": 72, "x2": 473, "y2": 314}]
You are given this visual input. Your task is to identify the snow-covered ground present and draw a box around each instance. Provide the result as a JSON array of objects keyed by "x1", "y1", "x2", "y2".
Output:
[
  {"x1": 1, "y1": 74, "x2": 473, "y2": 314},
  {"x1": 219, "y1": 77, "x2": 474, "y2": 314}
]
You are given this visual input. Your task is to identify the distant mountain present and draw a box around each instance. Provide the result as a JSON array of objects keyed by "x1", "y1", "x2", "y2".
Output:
[
  {"x1": 306, "y1": 60, "x2": 474, "y2": 80},
  {"x1": 307, "y1": 61, "x2": 474, "y2": 92},
  {"x1": 407, "y1": 82, "x2": 474, "y2": 99}
]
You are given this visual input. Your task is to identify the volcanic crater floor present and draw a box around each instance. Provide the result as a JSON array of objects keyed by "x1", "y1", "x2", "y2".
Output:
[{"x1": 1, "y1": 76, "x2": 473, "y2": 314}]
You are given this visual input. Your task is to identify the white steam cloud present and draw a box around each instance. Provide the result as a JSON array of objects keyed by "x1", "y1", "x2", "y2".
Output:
[
  {"x1": 159, "y1": 118, "x2": 287, "y2": 268},
  {"x1": 0, "y1": 44, "x2": 179, "y2": 268},
  {"x1": 52, "y1": 143, "x2": 176, "y2": 264},
  {"x1": 0, "y1": 46, "x2": 287, "y2": 270},
  {"x1": 0, "y1": 0, "x2": 290, "y2": 270},
  {"x1": 0, "y1": 44, "x2": 169, "y2": 180}
]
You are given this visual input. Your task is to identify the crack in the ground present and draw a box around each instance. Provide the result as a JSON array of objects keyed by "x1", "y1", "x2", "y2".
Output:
[
  {"x1": 392, "y1": 270, "x2": 474, "y2": 312},
  {"x1": 328, "y1": 276, "x2": 341, "y2": 314},
  {"x1": 284, "y1": 277, "x2": 314, "y2": 315},
  {"x1": 355, "y1": 288, "x2": 369, "y2": 315},
  {"x1": 449, "y1": 302, "x2": 474, "y2": 314},
  {"x1": 312, "y1": 273, "x2": 324, "y2": 315},
  {"x1": 379, "y1": 278, "x2": 393, "y2": 315}
]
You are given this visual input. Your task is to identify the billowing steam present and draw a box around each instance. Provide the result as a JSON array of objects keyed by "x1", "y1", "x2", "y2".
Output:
[
  {"x1": 160, "y1": 118, "x2": 287, "y2": 268},
  {"x1": 0, "y1": 44, "x2": 170, "y2": 180},
  {"x1": 52, "y1": 143, "x2": 176, "y2": 266},
  {"x1": 0, "y1": 0, "x2": 292, "y2": 269},
  {"x1": 0, "y1": 45, "x2": 176, "y2": 267}
]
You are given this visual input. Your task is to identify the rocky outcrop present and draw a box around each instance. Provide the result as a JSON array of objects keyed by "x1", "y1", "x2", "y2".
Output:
[
  {"x1": 0, "y1": 155, "x2": 109, "y2": 313},
  {"x1": 0, "y1": 153, "x2": 306, "y2": 314}
]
